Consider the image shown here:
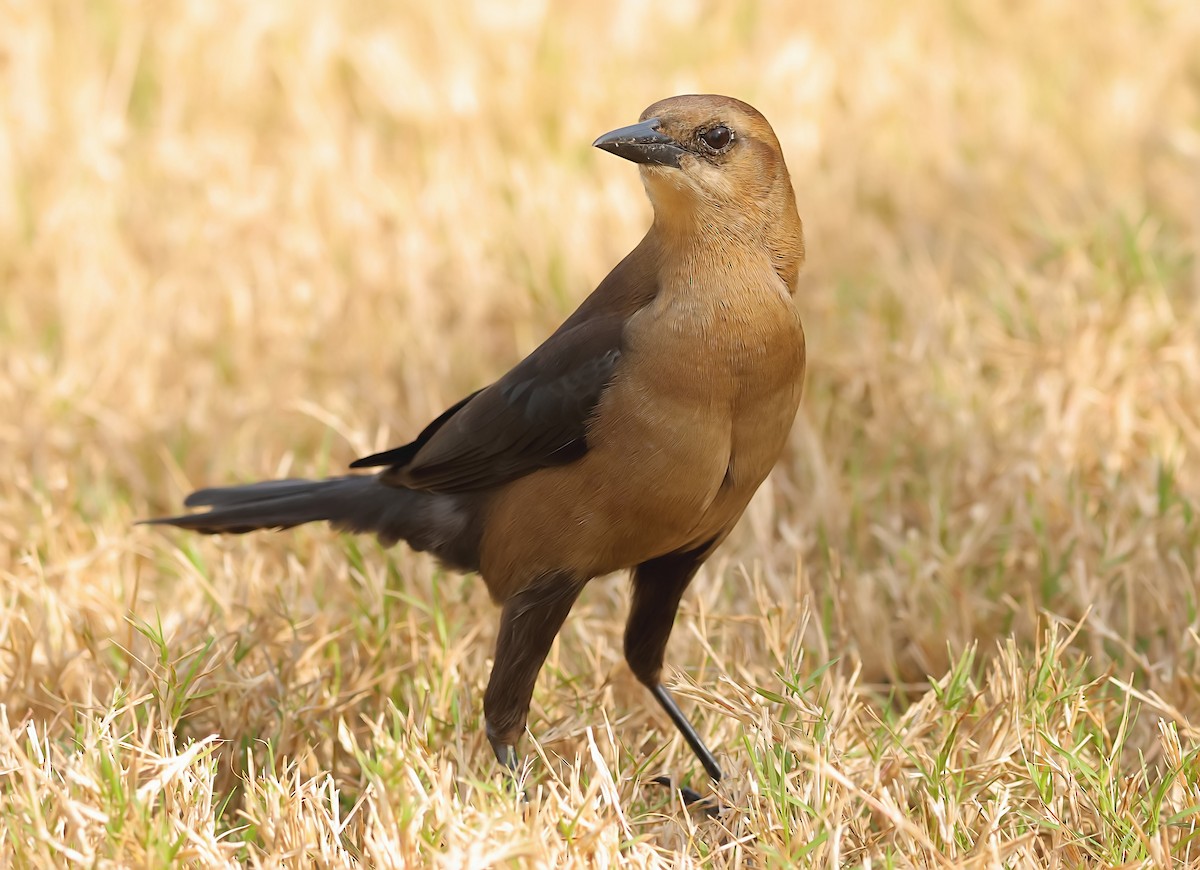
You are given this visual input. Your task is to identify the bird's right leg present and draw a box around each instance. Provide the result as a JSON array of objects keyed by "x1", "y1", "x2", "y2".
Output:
[
  {"x1": 483, "y1": 573, "x2": 585, "y2": 774},
  {"x1": 626, "y1": 542, "x2": 724, "y2": 813}
]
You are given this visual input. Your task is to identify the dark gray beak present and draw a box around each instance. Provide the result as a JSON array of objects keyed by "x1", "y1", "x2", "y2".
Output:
[{"x1": 593, "y1": 118, "x2": 686, "y2": 168}]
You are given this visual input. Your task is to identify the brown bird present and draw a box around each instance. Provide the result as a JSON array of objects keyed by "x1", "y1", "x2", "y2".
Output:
[{"x1": 146, "y1": 94, "x2": 805, "y2": 796}]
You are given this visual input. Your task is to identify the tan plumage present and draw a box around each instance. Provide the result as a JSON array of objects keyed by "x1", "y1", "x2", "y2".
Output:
[{"x1": 145, "y1": 94, "x2": 806, "y2": 797}]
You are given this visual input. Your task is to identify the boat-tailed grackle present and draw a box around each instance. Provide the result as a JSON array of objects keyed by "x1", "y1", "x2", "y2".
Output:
[{"x1": 146, "y1": 94, "x2": 806, "y2": 802}]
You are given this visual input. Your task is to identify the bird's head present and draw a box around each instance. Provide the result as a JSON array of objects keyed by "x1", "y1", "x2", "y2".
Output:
[{"x1": 593, "y1": 94, "x2": 803, "y2": 284}]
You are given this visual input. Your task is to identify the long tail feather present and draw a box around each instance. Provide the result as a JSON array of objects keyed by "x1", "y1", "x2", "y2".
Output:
[{"x1": 141, "y1": 476, "x2": 474, "y2": 570}]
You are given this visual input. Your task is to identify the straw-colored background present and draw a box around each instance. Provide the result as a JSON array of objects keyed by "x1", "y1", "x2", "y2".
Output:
[{"x1": 2, "y1": 1, "x2": 1199, "y2": 865}]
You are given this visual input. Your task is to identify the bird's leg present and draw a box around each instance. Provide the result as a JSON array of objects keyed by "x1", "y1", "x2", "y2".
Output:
[
  {"x1": 648, "y1": 683, "x2": 722, "y2": 781},
  {"x1": 626, "y1": 544, "x2": 724, "y2": 811},
  {"x1": 484, "y1": 573, "x2": 585, "y2": 776}
]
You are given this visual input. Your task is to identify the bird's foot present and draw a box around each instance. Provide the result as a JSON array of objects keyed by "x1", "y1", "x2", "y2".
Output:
[{"x1": 650, "y1": 775, "x2": 722, "y2": 818}]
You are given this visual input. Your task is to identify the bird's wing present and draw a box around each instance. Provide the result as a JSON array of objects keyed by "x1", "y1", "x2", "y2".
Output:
[
  {"x1": 350, "y1": 313, "x2": 628, "y2": 493},
  {"x1": 353, "y1": 235, "x2": 660, "y2": 493}
]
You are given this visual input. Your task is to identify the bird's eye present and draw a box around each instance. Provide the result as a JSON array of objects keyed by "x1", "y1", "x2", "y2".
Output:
[{"x1": 699, "y1": 125, "x2": 733, "y2": 152}]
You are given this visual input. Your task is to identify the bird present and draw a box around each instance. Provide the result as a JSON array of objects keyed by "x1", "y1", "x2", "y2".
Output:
[{"x1": 145, "y1": 94, "x2": 806, "y2": 801}]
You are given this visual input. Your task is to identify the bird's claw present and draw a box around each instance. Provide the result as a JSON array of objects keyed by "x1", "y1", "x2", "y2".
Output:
[{"x1": 650, "y1": 775, "x2": 722, "y2": 817}]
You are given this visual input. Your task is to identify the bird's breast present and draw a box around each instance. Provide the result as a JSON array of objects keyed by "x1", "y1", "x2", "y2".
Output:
[
  {"x1": 610, "y1": 274, "x2": 806, "y2": 534},
  {"x1": 479, "y1": 269, "x2": 805, "y2": 593},
  {"x1": 626, "y1": 271, "x2": 806, "y2": 420}
]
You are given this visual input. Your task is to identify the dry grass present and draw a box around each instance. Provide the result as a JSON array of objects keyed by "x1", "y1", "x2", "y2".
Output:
[{"x1": 2, "y1": 0, "x2": 1200, "y2": 865}]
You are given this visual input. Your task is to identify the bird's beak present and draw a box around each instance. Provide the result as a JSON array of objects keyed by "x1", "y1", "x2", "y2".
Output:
[{"x1": 593, "y1": 118, "x2": 686, "y2": 169}]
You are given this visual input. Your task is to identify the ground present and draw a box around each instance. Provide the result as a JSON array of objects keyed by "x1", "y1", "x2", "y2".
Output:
[{"x1": 2, "y1": 1, "x2": 1199, "y2": 866}]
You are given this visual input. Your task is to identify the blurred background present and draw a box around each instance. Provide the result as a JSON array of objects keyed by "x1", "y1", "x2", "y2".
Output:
[{"x1": 2, "y1": 0, "x2": 1199, "y2": 863}]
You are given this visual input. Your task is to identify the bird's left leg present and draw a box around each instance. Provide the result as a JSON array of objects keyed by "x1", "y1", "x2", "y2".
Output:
[
  {"x1": 626, "y1": 542, "x2": 723, "y2": 812},
  {"x1": 483, "y1": 572, "x2": 586, "y2": 776}
]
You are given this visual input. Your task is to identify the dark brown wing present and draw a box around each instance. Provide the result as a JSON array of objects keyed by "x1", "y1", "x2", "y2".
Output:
[
  {"x1": 351, "y1": 239, "x2": 660, "y2": 493},
  {"x1": 367, "y1": 317, "x2": 624, "y2": 492}
]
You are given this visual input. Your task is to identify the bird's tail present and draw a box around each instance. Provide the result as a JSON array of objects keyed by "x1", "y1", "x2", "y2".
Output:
[{"x1": 142, "y1": 476, "x2": 475, "y2": 566}]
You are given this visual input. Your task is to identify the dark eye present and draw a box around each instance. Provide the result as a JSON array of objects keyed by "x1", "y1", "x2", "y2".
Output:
[{"x1": 700, "y1": 125, "x2": 733, "y2": 152}]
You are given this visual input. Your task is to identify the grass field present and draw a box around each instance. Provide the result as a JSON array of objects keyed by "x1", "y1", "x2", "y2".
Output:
[{"x1": 3, "y1": 1, "x2": 1200, "y2": 866}]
